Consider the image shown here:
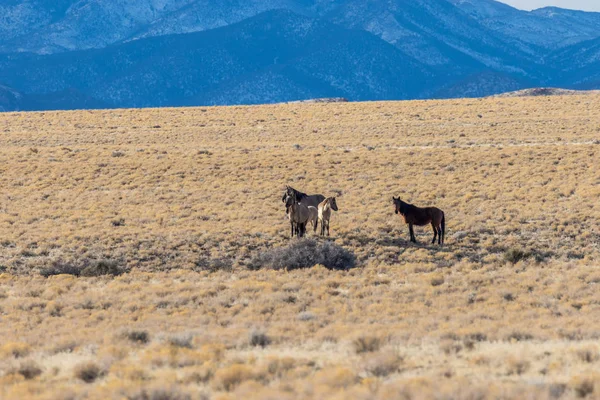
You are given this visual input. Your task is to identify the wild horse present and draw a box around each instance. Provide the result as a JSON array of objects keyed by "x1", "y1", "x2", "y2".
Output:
[
  {"x1": 393, "y1": 197, "x2": 445, "y2": 245},
  {"x1": 282, "y1": 186, "x2": 325, "y2": 237}
]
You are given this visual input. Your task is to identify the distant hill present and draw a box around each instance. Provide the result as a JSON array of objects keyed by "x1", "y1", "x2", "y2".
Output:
[
  {"x1": 449, "y1": 1, "x2": 600, "y2": 50},
  {"x1": 1, "y1": 1, "x2": 600, "y2": 110},
  {"x1": 0, "y1": 84, "x2": 110, "y2": 112},
  {"x1": 492, "y1": 87, "x2": 598, "y2": 98},
  {"x1": 0, "y1": 10, "x2": 438, "y2": 108},
  {"x1": 4, "y1": 0, "x2": 600, "y2": 56},
  {"x1": 548, "y1": 36, "x2": 600, "y2": 89},
  {"x1": 0, "y1": 85, "x2": 23, "y2": 112}
]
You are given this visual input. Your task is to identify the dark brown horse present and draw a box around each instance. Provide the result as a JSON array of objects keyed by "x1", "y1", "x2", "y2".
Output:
[{"x1": 393, "y1": 197, "x2": 445, "y2": 245}]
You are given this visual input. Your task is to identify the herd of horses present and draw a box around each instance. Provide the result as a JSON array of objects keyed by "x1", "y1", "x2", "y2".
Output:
[{"x1": 282, "y1": 186, "x2": 446, "y2": 245}]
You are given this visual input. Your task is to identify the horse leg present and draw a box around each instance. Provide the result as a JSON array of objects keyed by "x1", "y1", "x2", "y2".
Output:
[
  {"x1": 409, "y1": 223, "x2": 416, "y2": 243},
  {"x1": 431, "y1": 222, "x2": 437, "y2": 244},
  {"x1": 441, "y1": 213, "x2": 445, "y2": 245},
  {"x1": 327, "y1": 220, "x2": 330, "y2": 237},
  {"x1": 437, "y1": 227, "x2": 442, "y2": 245}
]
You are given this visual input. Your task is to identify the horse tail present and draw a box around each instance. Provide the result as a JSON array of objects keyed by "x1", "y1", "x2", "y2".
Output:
[{"x1": 441, "y1": 212, "x2": 445, "y2": 245}]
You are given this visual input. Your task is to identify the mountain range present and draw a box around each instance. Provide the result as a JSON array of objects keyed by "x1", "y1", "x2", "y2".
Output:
[{"x1": 1, "y1": 0, "x2": 600, "y2": 111}]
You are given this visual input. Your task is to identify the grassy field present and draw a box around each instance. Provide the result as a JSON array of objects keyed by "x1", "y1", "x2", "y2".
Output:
[{"x1": 1, "y1": 95, "x2": 600, "y2": 399}]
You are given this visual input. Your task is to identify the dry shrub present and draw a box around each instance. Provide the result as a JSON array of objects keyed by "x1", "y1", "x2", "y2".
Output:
[
  {"x1": 40, "y1": 258, "x2": 123, "y2": 277},
  {"x1": 249, "y1": 239, "x2": 356, "y2": 271},
  {"x1": 74, "y1": 361, "x2": 105, "y2": 383},
  {"x1": 363, "y1": 353, "x2": 403, "y2": 377},
  {"x1": 168, "y1": 335, "x2": 193, "y2": 349},
  {"x1": 503, "y1": 247, "x2": 550, "y2": 264},
  {"x1": 353, "y1": 335, "x2": 382, "y2": 354},
  {"x1": 470, "y1": 355, "x2": 490, "y2": 366},
  {"x1": 504, "y1": 247, "x2": 530, "y2": 264},
  {"x1": 40, "y1": 261, "x2": 81, "y2": 277},
  {"x1": 51, "y1": 340, "x2": 78, "y2": 354},
  {"x1": 548, "y1": 383, "x2": 567, "y2": 399},
  {"x1": 440, "y1": 339, "x2": 463, "y2": 355},
  {"x1": 126, "y1": 330, "x2": 150, "y2": 344},
  {"x1": 506, "y1": 356, "x2": 531, "y2": 376},
  {"x1": 505, "y1": 331, "x2": 534, "y2": 342},
  {"x1": 502, "y1": 291, "x2": 516, "y2": 302},
  {"x1": 571, "y1": 375, "x2": 598, "y2": 398},
  {"x1": 142, "y1": 344, "x2": 214, "y2": 369},
  {"x1": 81, "y1": 259, "x2": 123, "y2": 277},
  {"x1": 1, "y1": 342, "x2": 31, "y2": 358},
  {"x1": 249, "y1": 330, "x2": 271, "y2": 348},
  {"x1": 575, "y1": 347, "x2": 600, "y2": 364},
  {"x1": 47, "y1": 301, "x2": 63, "y2": 317},
  {"x1": 111, "y1": 218, "x2": 126, "y2": 227},
  {"x1": 182, "y1": 365, "x2": 214, "y2": 384},
  {"x1": 17, "y1": 361, "x2": 42, "y2": 380},
  {"x1": 314, "y1": 367, "x2": 357, "y2": 389},
  {"x1": 298, "y1": 311, "x2": 315, "y2": 321},
  {"x1": 430, "y1": 275, "x2": 445, "y2": 287},
  {"x1": 213, "y1": 364, "x2": 255, "y2": 391},
  {"x1": 127, "y1": 388, "x2": 192, "y2": 400},
  {"x1": 266, "y1": 357, "x2": 297, "y2": 378},
  {"x1": 194, "y1": 256, "x2": 233, "y2": 273}
]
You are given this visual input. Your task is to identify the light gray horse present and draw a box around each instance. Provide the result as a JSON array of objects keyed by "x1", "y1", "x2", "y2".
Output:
[{"x1": 318, "y1": 197, "x2": 338, "y2": 236}]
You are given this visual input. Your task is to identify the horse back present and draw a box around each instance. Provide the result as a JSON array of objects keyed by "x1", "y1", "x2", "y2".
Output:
[
  {"x1": 425, "y1": 207, "x2": 444, "y2": 224},
  {"x1": 404, "y1": 206, "x2": 441, "y2": 226},
  {"x1": 300, "y1": 194, "x2": 326, "y2": 208}
]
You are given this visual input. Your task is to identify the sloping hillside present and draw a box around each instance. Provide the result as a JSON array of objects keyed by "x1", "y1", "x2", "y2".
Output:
[
  {"x1": 450, "y1": 0, "x2": 600, "y2": 49},
  {"x1": 549, "y1": 36, "x2": 600, "y2": 89},
  {"x1": 1, "y1": 1, "x2": 600, "y2": 110},
  {"x1": 0, "y1": 10, "x2": 435, "y2": 108}
]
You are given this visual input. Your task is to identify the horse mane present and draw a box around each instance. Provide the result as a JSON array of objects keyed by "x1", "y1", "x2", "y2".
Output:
[{"x1": 289, "y1": 187, "x2": 307, "y2": 201}]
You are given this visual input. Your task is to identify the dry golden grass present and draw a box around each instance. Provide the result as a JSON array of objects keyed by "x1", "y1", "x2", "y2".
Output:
[{"x1": 1, "y1": 95, "x2": 600, "y2": 399}]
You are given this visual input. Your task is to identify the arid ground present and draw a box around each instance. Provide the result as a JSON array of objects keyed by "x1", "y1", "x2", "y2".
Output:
[{"x1": 1, "y1": 95, "x2": 600, "y2": 399}]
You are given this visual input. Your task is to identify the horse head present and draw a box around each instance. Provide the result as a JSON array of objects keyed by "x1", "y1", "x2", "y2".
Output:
[
  {"x1": 285, "y1": 192, "x2": 297, "y2": 208},
  {"x1": 330, "y1": 197, "x2": 338, "y2": 211},
  {"x1": 282, "y1": 185, "x2": 293, "y2": 203},
  {"x1": 392, "y1": 196, "x2": 402, "y2": 215}
]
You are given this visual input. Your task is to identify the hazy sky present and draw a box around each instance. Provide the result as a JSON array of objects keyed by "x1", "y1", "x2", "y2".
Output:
[{"x1": 499, "y1": 0, "x2": 600, "y2": 11}]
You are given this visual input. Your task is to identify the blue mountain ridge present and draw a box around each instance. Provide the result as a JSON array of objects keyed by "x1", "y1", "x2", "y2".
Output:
[{"x1": 1, "y1": 1, "x2": 599, "y2": 111}]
